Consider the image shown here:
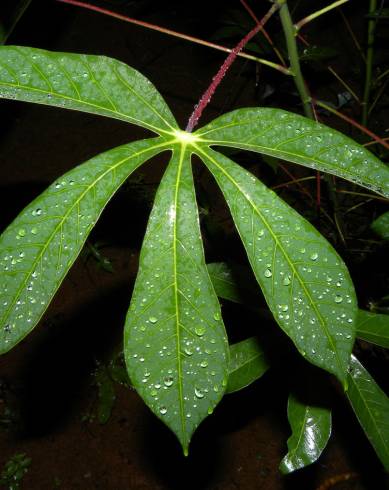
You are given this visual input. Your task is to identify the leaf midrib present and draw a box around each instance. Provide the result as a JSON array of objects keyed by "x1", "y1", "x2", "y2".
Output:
[
  {"x1": 172, "y1": 143, "x2": 187, "y2": 449},
  {"x1": 195, "y1": 144, "x2": 344, "y2": 379}
]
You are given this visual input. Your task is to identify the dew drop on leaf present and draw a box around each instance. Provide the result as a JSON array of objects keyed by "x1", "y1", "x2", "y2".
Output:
[
  {"x1": 159, "y1": 406, "x2": 167, "y2": 415},
  {"x1": 194, "y1": 325, "x2": 206, "y2": 336},
  {"x1": 163, "y1": 376, "x2": 174, "y2": 387},
  {"x1": 310, "y1": 252, "x2": 318, "y2": 261},
  {"x1": 282, "y1": 275, "x2": 291, "y2": 286},
  {"x1": 334, "y1": 295, "x2": 343, "y2": 303},
  {"x1": 194, "y1": 387, "x2": 205, "y2": 399},
  {"x1": 149, "y1": 316, "x2": 158, "y2": 323},
  {"x1": 264, "y1": 268, "x2": 272, "y2": 278}
]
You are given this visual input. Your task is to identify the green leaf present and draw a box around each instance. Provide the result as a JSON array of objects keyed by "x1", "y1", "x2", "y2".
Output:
[
  {"x1": 356, "y1": 310, "x2": 389, "y2": 348},
  {"x1": 346, "y1": 355, "x2": 389, "y2": 471},
  {"x1": 227, "y1": 337, "x2": 269, "y2": 393},
  {"x1": 0, "y1": 137, "x2": 166, "y2": 354},
  {"x1": 195, "y1": 108, "x2": 389, "y2": 198},
  {"x1": 196, "y1": 146, "x2": 357, "y2": 384},
  {"x1": 0, "y1": 46, "x2": 177, "y2": 134},
  {"x1": 280, "y1": 393, "x2": 332, "y2": 474},
  {"x1": 206, "y1": 262, "x2": 259, "y2": 304},
  {"x1": 371, "y1": 211, "x2": 389, "y2": 240},
  {"x1": 124, "y1": 144, "x2": 229, "y2": 455}
]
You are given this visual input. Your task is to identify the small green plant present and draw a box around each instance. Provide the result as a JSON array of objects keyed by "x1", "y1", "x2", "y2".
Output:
[
  {"x1": 0, "y1": 453, "x2": 31, "y2": 490},
  {"x1": 0, "y1": 29, "x2": 388, "y2": 476}
]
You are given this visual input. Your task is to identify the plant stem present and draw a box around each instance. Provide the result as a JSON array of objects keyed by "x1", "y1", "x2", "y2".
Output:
[
  {"x1": 294, "y1": 0, "x2": 349, "y2": 32},
  {"x1": 362, "y1": 0, "x2": 377, "y2": 125},
  {"x1": 186, "y1": 3, "x2": 278, "y2": 132},
  {"x1": 277, "y1": 0, "x2": 314, "y2": 119},
  {"x1": 240, "y1": 0, "x2": 287, "y2": 66},
  {"x1": 56, "y1": 0, "x2": 289, "y2": 75}
]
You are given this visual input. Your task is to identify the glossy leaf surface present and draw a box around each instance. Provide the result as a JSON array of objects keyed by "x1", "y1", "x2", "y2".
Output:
[
  {"x1": 0, "y1": 137, "x2": 166, "y2": 354},
  {"x1": 227, "y1": 337, "x2": 269, "y2": 393},
  {"x1": 124, "y1": 145, "x2": 229, "y2": 454},
  {"x1": 356, "y1": 310, "x2": 389, "y2": 348},
  {"x1": 0, "y1": 46, "x2": 177, "y2": 134},
  {"x1": 196, "y1": 108, "x2": 389, "y2": 198},
  {"x1": 347, "y1": 355, "x2": 389, "y2": 471},
  {"x1": 280, "y1": 393, "x2": 332, "y2": 474},
  {"x1": 197, "y1": 147, "x2": 357, "y2": 384},
  {"x1": 371, "y1": 211, "x2": 389, "y2": 240}
]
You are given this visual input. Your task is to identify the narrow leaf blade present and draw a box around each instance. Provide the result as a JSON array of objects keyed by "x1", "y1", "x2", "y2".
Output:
[
  {"x1": 0, "y1": 137, "x2": 166, "y2": 354},
  {"x1": 227, "y1": 337, "x2": 269, "y2": 393},
  {"x1": 198, "y1": 147, "x2": 357, "y2": 384},
  {"x1": 357, "y1": 310, "x2": 389, "y2": 348},
  {"x1": 0, "y1": 46, "x2": 177, "y2": 134},
  {"x1": 280, "y1": 393, "x2": 332, "y2": 474},
  {"x1": 124, "y1": 145, "x2": 229, "y2": 454},
  {"x1": 347, "y1": 355, "x2": 389, "y2": 471},
  {"x1": 195, "y1": 108, "x2": 389, "y2": 197}
]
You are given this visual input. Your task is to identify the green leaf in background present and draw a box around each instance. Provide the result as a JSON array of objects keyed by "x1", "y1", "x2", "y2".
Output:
[
  {"x1": 0, "y1": 46, "x2": 177, "y2": 134},
  {"x1": 206, "y1": 262, "x2": 259, "y2": 304},
  {"x1": 227, "y1": 337, "x2": 269, "y2": 393},
  {"x1": 371, "y1": 211, "x2": 389, "y2": 240},
  {"x1": 195, "y1": 108, "x2": 389, "y2": 198},
  {"x1": 279, "y1": 393, "x2": 332, "y2": 474},
  {"x1": 0, "y1": 137, "x2": 166, "y2": 354},
  {"x1": 0, "y1": 1, "x2": 32, "y2": 45},
  {"x1": 346, "y1": 355, "x2": 389, "y2": 471},
  {"x1": 197, "y1": 146, "x2": 357, "y2": 384},
  {"x1": 356, "y1": 310, "x2": 389, "y2": 348},
  {"x1": 124, "y1": 145, "x2": 229, "y2": 455}
]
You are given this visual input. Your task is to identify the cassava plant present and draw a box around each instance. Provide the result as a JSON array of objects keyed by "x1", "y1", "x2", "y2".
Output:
[{"x1": 0, "y1": 20, "x2": 389, "y2": 475}]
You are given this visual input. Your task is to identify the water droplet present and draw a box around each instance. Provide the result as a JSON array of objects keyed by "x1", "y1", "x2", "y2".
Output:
[
  {"x1": 334, "y1": 295, "x2": 343, "y2": 303},
  {"x1": 184, "y1": 346, "x2": 193, "y2": 356},
  {"x1": 17, "y1": 228, "x2": 26, "y2": 237},
  {"x1": 280, "y1": 304, "x2": 289, "y2": 312},
  {"x1": 149, "y1": 316, "x2": 158, "y2": 323},
  {"x1": 310, "y1": 252, "x2": 318, "y2": 261},
  {"x1": 282, "y1": 275, "x2": 291, "y2": 286},
  {"x1": 164, "y1": 376, "x2": 174, "y2": 387},
  {"x1": 31, "y1": 227, "x2": 38, "y2": 235},
  {"x1": 200, "y1": 360, "x2": 208, "y2": 368},
  {"x1": 194, "y1": 325, "x2": 206, "y2": 336},
  {"x1": 213, "y1": 312, "x2": 220, "y2": 321},
  {"x1": 195, "y1": 387, "x2": 205, "y2": 399},
  {"x1": 159, "y1": 406, "x2": 167, "y2": 415},
  {"x1": 264, "y1": 268, "x2": 272, "y2": 278},
  {"x1": 4, "y1": 324, "x2": 11, "y2": 333},
  {"x1": 32, "y1": 208, "x2": 42, "y2": 216}
]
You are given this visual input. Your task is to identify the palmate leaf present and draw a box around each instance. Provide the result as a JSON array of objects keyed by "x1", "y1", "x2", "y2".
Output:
[
  {"x1": 124, "y1": 144, "x2": 229, "y2": 455},
  {"x1": 227, "y1": 337, "x2": 269, "y2": 393},
  {"x1": 347, "y1": 355, "x2": 389, "y2": 471},
  {"x1": 196, "y1": 146, "x2": 357, "y2": 384},
  {"x1": 356, "y1": 310, "x2": 389, "y2": 348},
  {"x1": 0, "y1": 137, "x2": 167, "y2": 354},
  {"x1": 195, "y1": 108, "x2": 389, "y2": 198},
  {"x1": 0, "y1": 46, "x2": 177, "y2": 134},
  {"x1": 280, "y1": 393, "x2": 332, "y2": 474}
]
